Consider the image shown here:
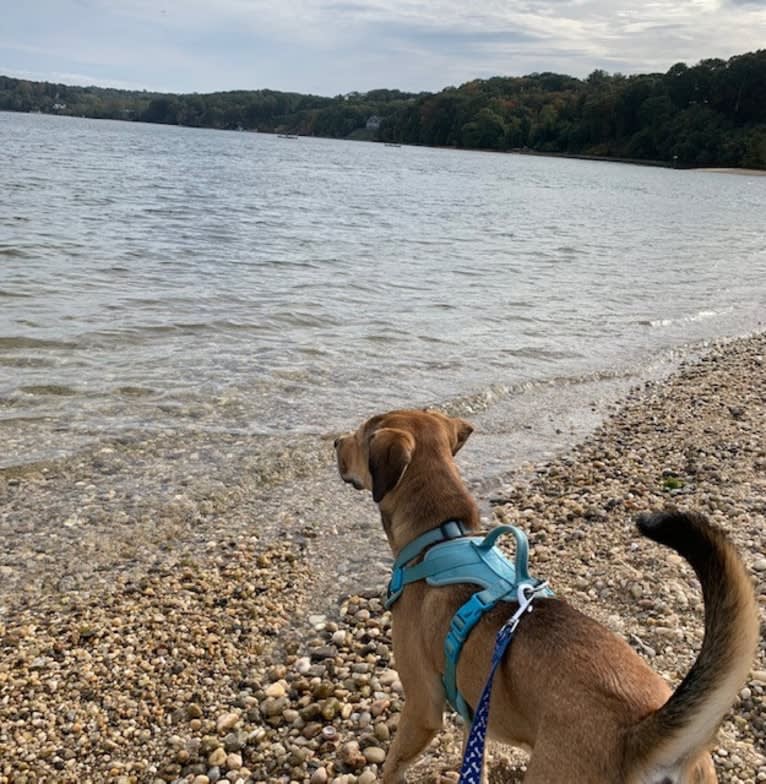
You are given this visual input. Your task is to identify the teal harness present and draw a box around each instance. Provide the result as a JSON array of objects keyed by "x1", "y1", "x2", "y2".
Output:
[{"x1": 386, "y1": 520, "x2": 553, "y2": 723}]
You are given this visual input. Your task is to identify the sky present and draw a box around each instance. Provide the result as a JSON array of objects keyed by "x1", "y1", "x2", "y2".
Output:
[{"x1": 2, "y1": 0, "x2": 765, "y2": 96}]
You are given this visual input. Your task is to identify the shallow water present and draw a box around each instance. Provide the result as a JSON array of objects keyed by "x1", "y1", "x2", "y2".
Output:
[{"x1": 1, "y1": 111, "x2": 765, "y2": 495}]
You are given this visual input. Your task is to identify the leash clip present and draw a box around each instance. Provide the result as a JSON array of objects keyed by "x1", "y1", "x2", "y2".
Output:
[{"x1": 495, "y1": 581, "x2": 549, "y2": 653}]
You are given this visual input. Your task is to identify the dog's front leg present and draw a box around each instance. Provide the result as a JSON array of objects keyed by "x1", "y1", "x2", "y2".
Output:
[{"x1": 382, "y1": 674, "x2": 445, "y2": 784}]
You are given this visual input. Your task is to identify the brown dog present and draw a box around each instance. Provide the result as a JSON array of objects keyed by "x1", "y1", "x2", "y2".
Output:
[{"x1": 334, "y1": 409, "x2": 759, "y2": 784}]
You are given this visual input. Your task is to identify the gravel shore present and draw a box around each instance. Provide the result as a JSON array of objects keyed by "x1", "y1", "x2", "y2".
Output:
[{"x1": 1, "y1": 333, "x2": 764, "y2": 783}]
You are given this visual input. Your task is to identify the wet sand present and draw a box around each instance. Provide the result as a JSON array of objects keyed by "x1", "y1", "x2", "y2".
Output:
[{"x1": 1, "y1": 333, "x2": 765, "y2": 783}]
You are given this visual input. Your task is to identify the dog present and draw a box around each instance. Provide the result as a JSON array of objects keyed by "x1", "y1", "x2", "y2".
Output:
[{"x1": 334, "y1": 409, "x2": 759, "y2": 783}]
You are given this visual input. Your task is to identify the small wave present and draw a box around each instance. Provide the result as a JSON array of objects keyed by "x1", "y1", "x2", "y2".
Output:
[
  {"x1": 0, "y1": 289, "x2": 32, "y2": 299},
  {"x1": 437, "y1": 366, "x2": 638, "y2": 417},
  {"x1": 438, "y1": 384, "x2": 512, "y2": 417},
  {"x1": 0, "y1": 246, "x2": 34, "y2": 259},
  {"x1": 0, "y1": 356, "x2": 55, "y2": 368},
  {"x1": 643, "y1": 307, "x2": 734, "y2": 328},
  {"x1": 269, "y1": 310, "x2": 340, "y2": 329},
  {"x1": 19, "y1": 384, "x2": 79, "y2": 397},
  {"x1": 115, "y1": 386, "x2": 157, "y2": 397},
  {"x1": 499, "y1": 346, "x2": 585, "y2": 361},
  {"x1": 554, "y1": 245, "x2": 586, "y2": 255},
  {"x1": 0, "y1": 336, "x2": 78, "y2": 350},
  {"x1": 0, "y1": 415, "x2": 49, "y2": 427},
  {"x1": 539, "y1": 368, "x2": 637, "y2": 388}
]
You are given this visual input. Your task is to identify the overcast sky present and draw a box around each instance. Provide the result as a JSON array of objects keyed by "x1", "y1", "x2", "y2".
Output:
[{"x1": 2, "y1": 0, "x2": 765, "y2": 96}]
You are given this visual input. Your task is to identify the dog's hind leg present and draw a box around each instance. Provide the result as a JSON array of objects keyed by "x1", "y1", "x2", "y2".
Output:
[
  {"x1": 522, "y1": 738, "x2": 617, "y2": 784},
  {"x1": 382, "y1": 672, "x2": 445, "y2": 784}
]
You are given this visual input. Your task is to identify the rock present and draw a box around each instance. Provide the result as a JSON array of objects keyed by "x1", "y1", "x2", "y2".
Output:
[
  {"x1": 310, "y1": 768, "x2": 329, "y2": 784},
  {"x1": 311, "y1": 645, "x2": 337, "y2": 661},
  {"x1": 216, "y1": 712, "x2": 240, "y2": 734},
  {"x1": 262, "y1": 696, "x2": 289, "y2": 716},
  {"x1": 264, "y1": 681, "x2": 286, "y2": 699},
  {"x1": 295, "y1": 656, "x2": 312, "y2": 674},
  {"x1": 752, "y1": 558, "x2": 766, "y2": 572},
  {"x1": 379, "y1": 669, "x2": 399, "y2": 686},
  {"x1": 321, "y1": 725, "x2": 338, "y2": 741},
  {"x1": 187, "y1": 703, "x2": 204, "y2": 719},
  {"x1": 363, "y1": 746, "x2": 386, "y2": 764},
  {"x1": 208, "y1": 747, "x2": 227, "y2": 767},
  {"x1": 222, "y1": 731, "x2": 246, "y2": 752},
  {"x1": 339, "y1": 741, "x2": 366, "y2": 771}
]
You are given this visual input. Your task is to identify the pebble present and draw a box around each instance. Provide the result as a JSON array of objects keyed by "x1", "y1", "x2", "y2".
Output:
[
  {"x1": 310, "y1": 768, "x2": 329, "y2": 784},
  {"x1": 331, "y1": 630, "x2": 347, "y2": 645},
  {"x1": 363, "y1": 746, "x2": 386, "y2": 764},
  {"x1": 216, "y1": 712, "x2": 241, "y2": 733},
  {"x1": 264, "y1": 682, "x2": 286, "y2": 699}
]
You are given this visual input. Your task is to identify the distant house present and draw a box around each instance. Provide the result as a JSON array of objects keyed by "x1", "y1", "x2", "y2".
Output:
[
  {"x1": 366, "y1": 115, "x2": 381, "y2": 130},
  {"x1": 52, "y1": 103, "x2": 67, "y2": 111}
]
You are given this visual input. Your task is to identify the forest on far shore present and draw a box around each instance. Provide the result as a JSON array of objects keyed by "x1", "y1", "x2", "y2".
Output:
[{"x1": 2, "y1": 49, "x2": 765, "y2": 169}]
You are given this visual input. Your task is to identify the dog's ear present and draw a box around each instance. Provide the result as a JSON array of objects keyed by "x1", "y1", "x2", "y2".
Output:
[
  {"x1": 450, "y1": 417, "x2": 474, "y2": 455},
  {"x1": 368, "y1": 427, "x2": 415, "y2": 503}
]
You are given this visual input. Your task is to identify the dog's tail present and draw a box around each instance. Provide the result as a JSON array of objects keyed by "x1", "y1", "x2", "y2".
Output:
[{"x1": 625, "y1": 510, "x2": 759, "y2": 776}]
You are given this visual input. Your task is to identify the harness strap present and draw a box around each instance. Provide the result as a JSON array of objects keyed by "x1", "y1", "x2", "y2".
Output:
[
  {"x1": 444, "y1": 583, "x2": 508, "y2": 721},
  {"x1": 386, "y1": 520, "x2": 467, "y2": 608},
  {"x1": 394, "y1": 519, "x2": 467, "y2": 568}
]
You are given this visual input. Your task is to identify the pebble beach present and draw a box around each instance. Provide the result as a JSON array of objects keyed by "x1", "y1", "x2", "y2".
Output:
[{"x1": 1, "y1": 332, "x2": 765, "y2": 784}]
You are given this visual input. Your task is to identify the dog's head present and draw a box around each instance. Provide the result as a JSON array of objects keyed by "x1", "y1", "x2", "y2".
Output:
[{"x1": 334, "y1": 409, "x2": 473, "y2": 504}]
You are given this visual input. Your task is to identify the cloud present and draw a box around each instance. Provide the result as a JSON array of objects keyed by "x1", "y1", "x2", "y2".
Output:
[{"x1": 1, "y1": 0, "x2": 764, "y2": 94}]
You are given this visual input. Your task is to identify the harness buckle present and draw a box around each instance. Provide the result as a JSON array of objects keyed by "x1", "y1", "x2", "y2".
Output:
[
  {"x1": 452, "y1": 591, "x2": 492, "y2": 632},
  {"x1": 385, "y1": 568, "x2": 404, "y2": 609},
  {"x1": 439, "y1": 520, "x2": 465, "y2": 541}
]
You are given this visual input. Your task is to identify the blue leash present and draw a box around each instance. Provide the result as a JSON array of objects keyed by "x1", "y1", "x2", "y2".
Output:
[{"x1": 459, "y1": 581, "x2": 549, "y2": 784}]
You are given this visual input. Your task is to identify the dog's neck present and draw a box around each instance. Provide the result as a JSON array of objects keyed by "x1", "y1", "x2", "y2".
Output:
[{"x1": 379, "y1": 458, "x2": 480, "y2": 557}]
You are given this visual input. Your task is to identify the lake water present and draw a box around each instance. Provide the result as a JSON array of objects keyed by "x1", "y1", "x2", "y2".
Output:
[{"x1": 1, "y1": 111, "x2": 765, "y2": 486}]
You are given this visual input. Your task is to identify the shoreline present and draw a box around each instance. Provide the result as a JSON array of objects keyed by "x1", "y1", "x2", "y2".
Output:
[
  {"x1": 692, "y1": 167, "x2": 766, "y2": 176},
  {"x1": 507, "y1": 149, "x2": 766, "y2": 175},
  {"x1": 1, "y1": 333, "x2": 765, "y2": 783},
  {"x1": 6, "y1": 110, "x2": 765, "y2": 175}
]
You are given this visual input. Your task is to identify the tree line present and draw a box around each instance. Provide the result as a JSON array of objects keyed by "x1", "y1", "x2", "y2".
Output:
[{"x1": 2, "y1": 49, "x2": 764, "y2": 168}]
